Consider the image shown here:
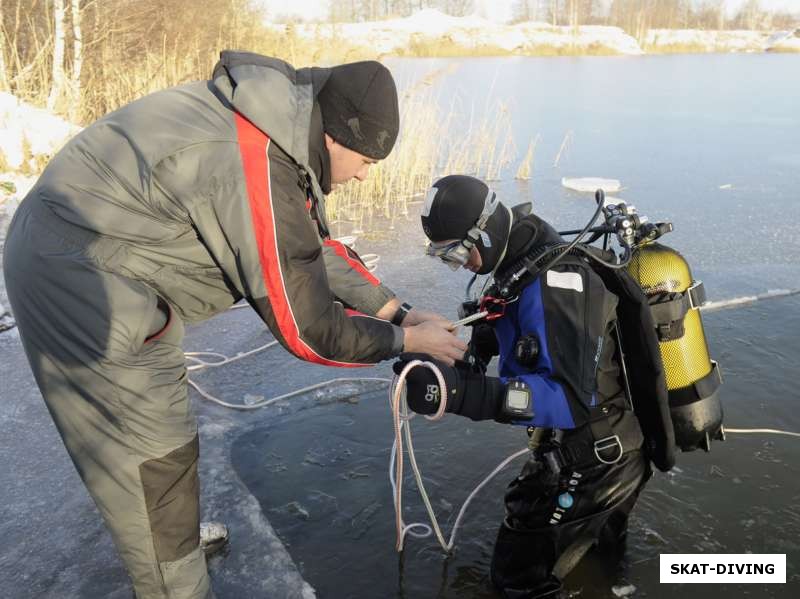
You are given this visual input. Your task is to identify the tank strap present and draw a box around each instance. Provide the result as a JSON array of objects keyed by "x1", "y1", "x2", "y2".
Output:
[
  {"x1": 668, "y1": 361, "x2": 722, "y2": 407},
  {"x1": 648, "y1": 280, "x2": 707, "y2": 340}
]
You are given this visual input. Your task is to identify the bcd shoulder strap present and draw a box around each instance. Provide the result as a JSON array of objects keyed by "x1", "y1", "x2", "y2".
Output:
[{"x1": 583, "y1": 251, "x2": 677, "y2": 472}]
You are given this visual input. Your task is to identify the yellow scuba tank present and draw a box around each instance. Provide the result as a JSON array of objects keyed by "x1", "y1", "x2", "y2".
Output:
[{"x1": 627, "y1": 242, "x2": 724, "y2": 452}]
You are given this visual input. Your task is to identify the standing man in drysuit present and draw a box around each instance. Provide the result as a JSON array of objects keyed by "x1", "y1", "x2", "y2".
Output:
[
  {"x1": 3, "y1": 52, "x2": 466, "y2": 599},
  {"x1": 395, "y1": 175, "x2": 655, "y2": 598}
]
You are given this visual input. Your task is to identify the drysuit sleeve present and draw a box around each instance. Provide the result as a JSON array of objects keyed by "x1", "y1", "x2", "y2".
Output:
[
  {"x1": 152, "y1": 124, "x2": 403, "y2": 366},
  {"x1": 501, "y1": 264, "x2": 619, "y2": 429},
  {"x1": 321, "y1": 240, "x2": 396, "y2": 316}
]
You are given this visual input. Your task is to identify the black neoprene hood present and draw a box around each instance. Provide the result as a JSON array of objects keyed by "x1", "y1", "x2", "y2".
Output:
[{"x1": 421, "y1": 175, "x2": 512, "y2": 274}]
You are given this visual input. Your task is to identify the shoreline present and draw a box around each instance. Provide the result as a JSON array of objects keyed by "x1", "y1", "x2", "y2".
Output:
[{"x1": 267, "y1": 13, "x2": 800, "y2": 60}]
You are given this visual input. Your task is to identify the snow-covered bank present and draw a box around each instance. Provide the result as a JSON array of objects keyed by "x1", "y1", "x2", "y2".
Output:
[
  {"x1": 0, "y1": 92, "x2": 79, "y2": 331},
  {"x1": 267, "y1": 10, "x2": 798, "y2": 58},
  {"x1": 270, "y1": 10, "x2": 643, "y2": 56},
  {"x1": 764, "y1": 28, "x2": 800, "y2": 51},
  {"x1": 644, "y1": 28, "x2": 790, "y2": 53},
  {"x1": 0, "y1": 92, "x2": 79, "y2": 171},
  {"x1": 0, "y1": 174, "x2": 36, "y2": 332}
]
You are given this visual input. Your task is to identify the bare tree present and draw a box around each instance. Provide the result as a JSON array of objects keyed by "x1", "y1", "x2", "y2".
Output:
[
  {"x1": 735, "y1": 0, "x2": 766, "y2": 30},
  {"x1": 0, "y1": 0, "x2": 8, "y2": 90},
  {"x1": 693, "y1": 0, "x2": 726, "y2": 30},
  {"x1": 47, "y1": 0, "x2": 66, "y2": 110},
  {"x1": 441, "y1": 0, "x2": 471, "y2": 17},
  {"x1": 511, "y1": 0, "x2": 534, "y2": 22},
  {"x1": 68, "y1": 0, "x2": 82, "y2": 121}
]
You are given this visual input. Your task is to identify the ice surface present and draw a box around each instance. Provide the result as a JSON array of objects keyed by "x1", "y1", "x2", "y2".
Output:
[
  {"x1": 0, "y1": 330, "x2": 317, "y2": 598},
  {"x1": 561, "y1": 177, "x2": 622, "y2": 193}
]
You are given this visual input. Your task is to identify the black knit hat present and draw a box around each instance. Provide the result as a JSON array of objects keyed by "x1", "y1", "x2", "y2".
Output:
[
  {"x1": 317, "y1": 61, "x2": 399, "y2": 160},
  {"x1": 421, "y1": 175, "x2": 512, "y2": 275}
]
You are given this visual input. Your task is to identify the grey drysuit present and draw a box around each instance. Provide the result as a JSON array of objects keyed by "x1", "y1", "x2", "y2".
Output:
[{"x1": 3, "y1": 52, "x2": 403, "y2": 598}]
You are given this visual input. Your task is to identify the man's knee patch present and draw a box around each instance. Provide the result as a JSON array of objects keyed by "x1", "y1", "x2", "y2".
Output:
[{"x1": 139, "y1": 434, "x2": 201, "y2": 562}]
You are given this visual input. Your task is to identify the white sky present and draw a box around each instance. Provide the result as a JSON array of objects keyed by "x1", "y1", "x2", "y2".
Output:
[
  {"x1": 256, "y1": 0, "x2": 800, "y2": 22},
  {"x1": 725, "y1": 0, "x2": 800, "y2": 16}
]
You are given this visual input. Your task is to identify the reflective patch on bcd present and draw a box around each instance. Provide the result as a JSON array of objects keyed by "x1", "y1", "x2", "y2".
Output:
[
  {"x1": 546, "y1": 270, "x2": 584, "y2": 293},
  {"x1": 480, "y1": 231, "x2": 492, "y2": 247}
]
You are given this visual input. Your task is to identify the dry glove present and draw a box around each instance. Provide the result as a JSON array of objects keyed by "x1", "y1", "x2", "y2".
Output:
[{"x1": 392, "y1": 353, "x2": 504, "y2": 421}]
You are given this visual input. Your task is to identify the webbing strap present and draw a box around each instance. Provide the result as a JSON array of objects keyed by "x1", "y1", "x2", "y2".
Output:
[
  {"x1": 544, "y1": 399, "x2": 635, "y2": 469},
  {"x1": 668, "y1": 361, "x2": 722, "y2": 407},
  {"x1": 649, "y1": 281, "x2": 706, "y2": 340}
]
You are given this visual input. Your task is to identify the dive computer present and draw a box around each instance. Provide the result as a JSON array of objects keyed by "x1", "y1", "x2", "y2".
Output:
[{"x1": 501, "y1": 379, "x2": 534, "y2": 421}]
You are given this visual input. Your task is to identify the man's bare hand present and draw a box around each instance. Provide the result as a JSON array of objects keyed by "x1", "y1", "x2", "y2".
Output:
[
  {"x1": 402, "y1": 308, "x2": 450, "y2": 327},
  {"x1": 402, "y1": 320, "x2": 467, "y2": 366}
]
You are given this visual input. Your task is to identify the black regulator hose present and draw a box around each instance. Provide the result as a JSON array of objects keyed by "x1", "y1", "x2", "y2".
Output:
[
  {"x1": 526, "y1": 188, "x2": 607, "y2": 278},
  {"x1": 496, "y1": 191, "x2": 627, "y2": 297},
  {"x1": 574, "y1": 244, "x2": 633, "y2": 270}
]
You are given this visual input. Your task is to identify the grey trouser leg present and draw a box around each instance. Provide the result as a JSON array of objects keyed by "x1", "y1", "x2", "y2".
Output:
[{"x1": 3, "y1": 201, "x2": 214, "y2": 599}]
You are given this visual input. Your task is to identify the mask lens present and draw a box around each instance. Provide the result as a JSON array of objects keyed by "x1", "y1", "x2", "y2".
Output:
[{"x1": 426, "y1": 240, "x2": 469, "y2": 270}]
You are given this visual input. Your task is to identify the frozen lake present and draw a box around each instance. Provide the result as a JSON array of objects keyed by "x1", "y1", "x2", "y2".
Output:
[
  {"x1": 244, "y1": 53, "x2": 800, "y2": 597},
  {"x1": 2, "y1": 53, "x2": 799, "y2": 598}
]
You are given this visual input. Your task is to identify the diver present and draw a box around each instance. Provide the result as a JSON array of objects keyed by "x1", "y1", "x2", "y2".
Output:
[{"x1": 394, "y1": 175, "x2": 654, "y2": 598}]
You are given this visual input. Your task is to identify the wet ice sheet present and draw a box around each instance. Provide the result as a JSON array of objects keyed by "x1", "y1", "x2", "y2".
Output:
[
  {"x1": 561, "y1": 177, "x2": 622, "y2": 193},
  {"x1": 228, "y1": 292, "x2": 800, "y2": 599}
]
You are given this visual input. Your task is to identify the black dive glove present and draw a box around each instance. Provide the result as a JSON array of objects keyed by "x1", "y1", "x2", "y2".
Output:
[
  {"x1": 468, "y1": 322, "x2": 500, "y2": 371},
  {"x1": 392, "y1": 353, "x2": 504, "y2": 421}
]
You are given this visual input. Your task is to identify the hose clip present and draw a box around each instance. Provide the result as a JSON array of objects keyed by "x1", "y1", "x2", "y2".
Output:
[{"x1": 479, "y1": 295, "x2": 509, "y2": 321}]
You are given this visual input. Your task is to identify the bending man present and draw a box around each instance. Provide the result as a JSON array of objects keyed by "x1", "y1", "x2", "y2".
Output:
[{"x1": 3, "y1": 52, "x2": 465, "y2": 598}]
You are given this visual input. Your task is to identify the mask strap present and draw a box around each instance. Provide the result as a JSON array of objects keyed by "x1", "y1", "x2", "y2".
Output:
[{"x1": 461, "y1": 189, "x2": 499, "y2": 251}]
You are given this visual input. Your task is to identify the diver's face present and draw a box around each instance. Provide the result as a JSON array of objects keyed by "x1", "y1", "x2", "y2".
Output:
[
  {"x1": 465, "y1": 245, "x2": 482, "y2": 273},
  {"x1": 433, "y1": 240, "x2": 482, "y2": 272}
]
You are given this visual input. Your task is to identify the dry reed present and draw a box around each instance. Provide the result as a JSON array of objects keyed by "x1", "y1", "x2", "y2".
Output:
[
  {"x1": 325, "y1": 79, "x2": 518, "y2": 233},
  {"x1": 2, "y1": 2, "x2": 521, "y2": 232},
  {"x1": 515, "y1": 134, "x2": 539, "y2": 180},
  {"x1": 553, "y1": 130, "x2": 573, "y2": 168}
]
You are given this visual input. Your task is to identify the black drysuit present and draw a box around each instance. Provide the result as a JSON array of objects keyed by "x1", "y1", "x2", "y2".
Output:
[{"x1": 480, "y1": 214, "x2": 652, "y2": 597}]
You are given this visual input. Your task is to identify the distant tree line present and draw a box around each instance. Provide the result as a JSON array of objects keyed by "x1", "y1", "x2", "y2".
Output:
[{"x1": 1, "y1": 0, "x2": 796, "y2": 128}]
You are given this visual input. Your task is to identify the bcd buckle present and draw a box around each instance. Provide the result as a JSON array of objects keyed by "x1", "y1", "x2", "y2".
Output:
[
  {"x1": 594, "y1": 435, "x2": 623, "y2": 464},
  {"x1": 479, "y1": 296, "x2": 508, "y2": 321},
  {"x1": 687, "y1": 280, "x2": 707, "y2": 310}
]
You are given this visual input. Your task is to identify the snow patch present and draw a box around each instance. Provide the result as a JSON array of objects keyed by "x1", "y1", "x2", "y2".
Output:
[
  {"x1": 0, "y1": 92, "x2": 80, "y2": 171},
  {"x1": 612, "y1": 584, "x2": 637, "y2": 597}
]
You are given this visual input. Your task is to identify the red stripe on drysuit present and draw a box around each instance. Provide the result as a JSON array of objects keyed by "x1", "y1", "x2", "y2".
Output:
[
  {"x1": 323, "y1": 239, "x2": 380, "y2": 286},
  {"x1": 144, "y1": 304, "x2": 172, "y2": 343},
  {"x1": 234, "y1": 113, "x2": 363, "y2": 368},
  {"x1": 345, "y1": 308, "x2": 367, "y2": 317}
]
